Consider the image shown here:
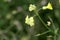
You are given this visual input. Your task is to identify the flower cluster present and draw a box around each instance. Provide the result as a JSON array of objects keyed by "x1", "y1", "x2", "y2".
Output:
[{"x1": 25, "y1": 2, "x2": 53, "y2": 27}]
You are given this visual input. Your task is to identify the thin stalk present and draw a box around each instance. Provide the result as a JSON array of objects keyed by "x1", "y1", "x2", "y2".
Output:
[
  {"x1": 34, "y1": 11, "x2": 51, "y2": 31},
  {"x1": 39, "y1": 30, "x2": 50, "y2": 36},
  {"x1": 54, "y1": 34, "x2": 56, "y2": 40},
  {"x1": 35, "y1": 30, "x2": 50, "y2": 36},
  {"x1": 48, "y1": 16, "x2": 56, "y2": 30},
  {"x1": 48, "y1": 16, "x2": 57, "y2": 40}
]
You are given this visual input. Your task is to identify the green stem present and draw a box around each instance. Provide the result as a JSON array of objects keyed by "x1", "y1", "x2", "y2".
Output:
[
  {"x1": 34, "y1": 11, "x2": 51, "y2": 31},
  {"x1": 48, "y1": 16, "x2": 56, "y2": 30},
  {"x1": 54, "y1": 34, "x2": 56, "y2": 40},
  {"x1": 40, "y1": 30, "x2": 50, "y2": 36},
  {"x1": 48, "y1": 16, "x2": 58, "y2": 40},
  {"x1": 35, "y1": 30, "x2": 50, "y2": 36}
]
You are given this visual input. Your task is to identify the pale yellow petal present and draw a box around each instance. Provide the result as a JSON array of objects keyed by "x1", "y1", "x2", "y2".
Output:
[
  {"x1": 25, "y1": 15, "x2": 29, "y2": 24},
  {"x1": 46, "y1": 2, "x2": 53, "y2": 10},
  {"x1": 42, "y1": 2, "x2": 53, "y2": 10},
  {"x1": 29, "y1": 4, "x2": 36, "y2": 11}
]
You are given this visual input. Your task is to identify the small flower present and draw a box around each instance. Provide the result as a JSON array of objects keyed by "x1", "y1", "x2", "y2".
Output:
[
  {"x1": 25, "y1": 15, "x2": 34, "y2": 27},
  {"x1": 42, "y1": 2, "x2": 53, "y2": 10},
  {"x1": 47, "y1": 21, "x2": 51, "y2": 26},
  {"x1": 29, "y1": 4, "x2": 36, "y2": 11}
]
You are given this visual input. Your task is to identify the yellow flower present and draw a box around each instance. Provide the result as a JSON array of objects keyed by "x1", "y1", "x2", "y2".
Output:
[
  {"x1": 25, "y1": 15, "x2": 34, "y2": 27},
  {"x1": 29, "y1": 4, "x2": 36, "y2": 11},
  {"x1": 42, "y1": 2, "x2": 53, "y2": 10}
]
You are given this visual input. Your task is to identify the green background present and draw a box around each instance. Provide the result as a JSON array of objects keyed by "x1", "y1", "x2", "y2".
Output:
[{"x1": 0, "y1": 0, "x2": 60, "y2": 40}]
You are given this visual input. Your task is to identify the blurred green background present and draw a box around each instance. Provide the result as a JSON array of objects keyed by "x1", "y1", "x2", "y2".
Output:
[{"x1": 0, "y1": 0, "x2": 60, "y2": 40}]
